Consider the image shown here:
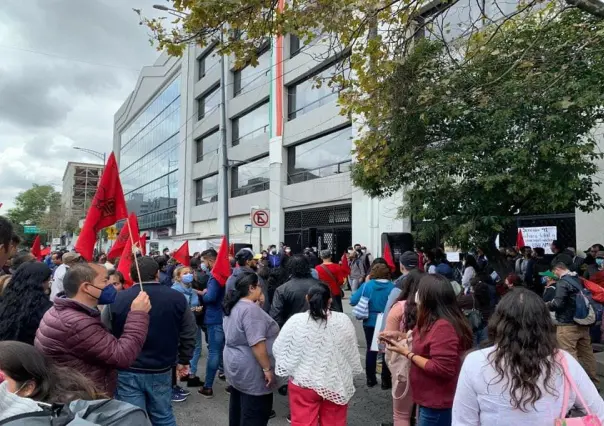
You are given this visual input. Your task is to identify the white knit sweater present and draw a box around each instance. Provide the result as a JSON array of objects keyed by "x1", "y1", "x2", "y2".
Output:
[{"x1": 273, "y1": 311, "x2": 363, "y2": 405}]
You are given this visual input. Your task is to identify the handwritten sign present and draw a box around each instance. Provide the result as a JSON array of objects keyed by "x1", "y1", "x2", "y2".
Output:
[{"x1": 519, "y1": 226, "x2": 557, "y2": 254}]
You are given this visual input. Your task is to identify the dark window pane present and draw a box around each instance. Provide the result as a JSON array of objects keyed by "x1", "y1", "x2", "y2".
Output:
[
  {"x1": 231, "y1": 156, "x2": 269, "y2": 197},
  {"x1": 197, "y1": 85, "x2": 220, "y2": 121},
  {"x1": 287, "y1": 127, "x2": 352, "y2": 184},
  {"x1": 287, "y1": 63, "x2": 339, "y2": 120},
  {"x1": 290, "y1": 35, "x2": 300, "y2": 57},
  {"x1": 195, "y1": 129, "x2": 220, "y2": 163},
  {"x1": 232, "y1": 102, "x2": 269, "y2": 146}
]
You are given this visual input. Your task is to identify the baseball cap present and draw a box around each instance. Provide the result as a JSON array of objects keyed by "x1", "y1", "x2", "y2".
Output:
[
  {"x1": 435, "y1": 263, "x2": 454, "y2": 279},
  {"x1": 399, "y1": 251, "x2": 418, "y2": 269},
  {"x1": 62, "y1": 252, "x2": 82, "y2": 263},
  {"x1": 538, "y1": 270, "x2": 557, "y2": 279}
]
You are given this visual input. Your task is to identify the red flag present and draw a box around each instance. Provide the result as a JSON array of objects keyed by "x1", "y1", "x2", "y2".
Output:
[
  {"x1": 75, "y1": 152, "x2": 128, "y2": 261},
  {"x1": 108, "y1": 213, "x2": 138, "y2": 259},
  {"x1": 116, "y1": 216, "x2": 140, "y2": 289},
  {"x1": 340, "y1": 252, "x2": 351, "y2": 276},
  {"x1": 383, "y1": 241, "x2": 396, "y2": 272},
  {"x1": 516, "y1": 229, "x2": 525, "y2": 249},
  {"x1": 41, "y1": 246, "x2": 51, "y2": 257},
  {"x1": 173, "y1": 241, "x2": 190, "y2": 267},
  {"x1": 31, "y1": 235, "x2": 41, "y2": 260},
  {"x1": 140, "y1": 233, "x2": 147, "y2": 256},
  {"x1": 212, "y1": 236, "x2": 231, "y2": 287}
]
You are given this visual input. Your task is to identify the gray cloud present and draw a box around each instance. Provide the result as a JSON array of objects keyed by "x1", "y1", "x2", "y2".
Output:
[{"x1": 0, "y1": 0, "x2": 164, "y2": 209}]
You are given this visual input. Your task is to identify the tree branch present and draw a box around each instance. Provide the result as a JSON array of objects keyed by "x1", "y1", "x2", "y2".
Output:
[{"x1": 566, "y1": 0, "x2": 604, "y2": 17}]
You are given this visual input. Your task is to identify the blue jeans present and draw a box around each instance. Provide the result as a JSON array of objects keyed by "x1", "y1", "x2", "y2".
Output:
[
  {"x1": 191, "y1": 326, "x2": 203, "y2": 375},
  {"x1": 116, "y1": 370, "x2": 175, "y2": 426},
  {"x1": 474, "y1": 326, "x2": 487, "y2": 348},
  {"x1": 417, "y1": 406, "x2": 452, "y2": 426},
  {"x1": 205, "y1": 323, "x2": 224, "y2": 389}
]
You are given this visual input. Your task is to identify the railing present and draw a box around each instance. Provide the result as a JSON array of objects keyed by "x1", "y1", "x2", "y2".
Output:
[
  {"x1": 231, "y1": 181, "x2": 270, "y2": 198},
  {"x1": 232, "y1": 124, "x2": 269, "y2": 146},
  {"x1": 288, "y1": 160, "x2": 351, "y2": 184}
]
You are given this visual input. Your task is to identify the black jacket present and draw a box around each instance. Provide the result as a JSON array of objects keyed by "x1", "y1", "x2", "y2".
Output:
[
  {"x1": 270, "y1": 276, "x2": 319, "y2": 328},
  {"x1": 108, "y1": 282, "x2": 196, "y2": 371},
  {"x1": 548, "y1": 275, "x2": 581, "y2": 325}
]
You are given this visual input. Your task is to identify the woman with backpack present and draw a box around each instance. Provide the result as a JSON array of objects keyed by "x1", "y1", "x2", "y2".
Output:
[
  {"x1": 457, "y1": 276, "x2": 493, "y2": 348},
  {"x1": 452, "y1": 288, "x2": 604, "y2": 425},
  {"x1": 384, "y1": 270, "x2": 424, "y2": 426},
  {"x1": 273, "y1": 283, "x2": 362, "y2": 426},
  {"x1": 380, "y1": 274, "x2": 473, "y2": 426}
]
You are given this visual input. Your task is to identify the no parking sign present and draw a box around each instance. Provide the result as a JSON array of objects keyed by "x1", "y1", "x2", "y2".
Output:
[{"x1": 250, "y1": 209, "x2": 270, "y2": 228}]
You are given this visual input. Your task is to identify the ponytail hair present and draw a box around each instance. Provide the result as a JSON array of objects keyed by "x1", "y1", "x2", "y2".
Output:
[
  {"x1": 223, "y1": 272, "x2": 259, "y2": 316},
  {"x1": 307, "y1": 282, "x2": 331, "y2": 322}
]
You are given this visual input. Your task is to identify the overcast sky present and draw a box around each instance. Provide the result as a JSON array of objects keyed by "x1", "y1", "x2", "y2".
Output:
[{"x1": 0, "y1": 0, "x2": 165, "y2": 210}]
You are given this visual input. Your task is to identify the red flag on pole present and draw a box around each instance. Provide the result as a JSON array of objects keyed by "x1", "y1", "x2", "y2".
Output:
[
  {"x1": 31, "y1": 235, "x2": 41, "y2": 261},
  {"x1": 107, "y1": 213, "x2": 137, "y2": 259},
  {"x1": 212, "y1": 236, "x2": 231, "y2": 287},
  {"x1": 173, "y1": 241, "x2": 190, "y2": 267},
  {"x1": 116, "y1": 214, "x2": 140, "y2": 289},
  {"x1": 75, "y1": 153, "x2": 128, "y2": 261},
  {"x1": 383, "y1": 241, "x2": 396, "y2": 272},
  {"x1": 516, "y1": 229, "x2": 525, "y2": 249},
  {"x1": 41, "y1": 246, "x2": 51, "y2": 257},
  {"x1": 140, "y1": 233, "x2": 147, "y2": 256}
]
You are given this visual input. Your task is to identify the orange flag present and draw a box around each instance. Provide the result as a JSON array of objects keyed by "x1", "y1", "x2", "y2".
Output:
[{"x1": 75, "y1": 153, "x2": 128, "y2": 261}]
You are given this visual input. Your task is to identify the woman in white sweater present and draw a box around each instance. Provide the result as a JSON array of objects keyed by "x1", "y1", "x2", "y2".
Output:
[
  {"x1": 273, "y1": 282, "x2": 363, "y2": 426},
  {"x1": 453, "y1": 288, "x2": 604, "y2": 425}
]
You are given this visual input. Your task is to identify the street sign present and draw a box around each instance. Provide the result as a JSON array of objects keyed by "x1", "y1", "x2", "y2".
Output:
[
  {"x1": 52, "y1": 238, "x2": 61, "y2": 245},
  {"x1": 23, "y1": 225, "x2": 39, "y2": 234},
  {"x1": 251, "y1": 209, "x2": 270, "y2": 228}
]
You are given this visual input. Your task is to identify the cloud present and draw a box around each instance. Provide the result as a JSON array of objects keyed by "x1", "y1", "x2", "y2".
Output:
[{"x1": 0, "y1": 0, "x2": 164, "y2": 211}]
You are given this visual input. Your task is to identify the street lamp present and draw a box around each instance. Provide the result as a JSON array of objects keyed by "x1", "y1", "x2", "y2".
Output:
[
  {"x1": 153, "y1": 4, "x2": 189, "y2": 17},
  {"x1": 73, "y1": 147, "x2": 106, "y2": 165}
]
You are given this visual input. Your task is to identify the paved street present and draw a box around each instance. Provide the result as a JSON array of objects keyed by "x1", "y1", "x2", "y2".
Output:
[{"x1": 174, "y1": 297, "x2": 392, "y2": 425}]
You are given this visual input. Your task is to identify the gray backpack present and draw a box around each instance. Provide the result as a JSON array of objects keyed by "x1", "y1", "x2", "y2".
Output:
[{"x1": 0, "y1": 399, "x2": 150, "y2": 425}]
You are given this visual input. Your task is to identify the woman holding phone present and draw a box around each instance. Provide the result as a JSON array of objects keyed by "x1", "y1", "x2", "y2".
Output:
[{"x1": 380, "y1": 274, "x2": 472, "y2": 426}]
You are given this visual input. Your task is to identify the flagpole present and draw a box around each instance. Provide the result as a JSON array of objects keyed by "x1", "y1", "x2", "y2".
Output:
[{"x1": 126, "y1": 218, "x2": 144, "y2": 292}]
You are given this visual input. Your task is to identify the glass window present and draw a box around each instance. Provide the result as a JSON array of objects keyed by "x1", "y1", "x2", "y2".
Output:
[
  {"x1": 195, "y1": 129, "x2": 220, "y2": 163},
  {"x1": 231, "y1": 156, "x2": 270, "y2": 197},
  {"x1": 198, "y1": 48, "x2": 221, "y2": 80},
  {"x1": 196, "y1": 174, "x2": 219, "y2": 205},
  {"x1": 197, "y1": 85, "x2": 220, "y2": 120},
  {"x1": 119, "y1": 78, "x2": 180, "y2": 230},
  {"x1": 232, "y1": 102, "x2": 269, "y2": 146},
  {"x1": 233, "y1": 50, "x2": 271, "y2": 96},
  {"x1": 287, "y1": 63, "x2": 339, "y2": 120},
  {"x1": 290, "y1": 35, "x2": 301, "y2": 57},
  {"x1": 287, "y1": 126, "x2": 352, "y2": 184}
]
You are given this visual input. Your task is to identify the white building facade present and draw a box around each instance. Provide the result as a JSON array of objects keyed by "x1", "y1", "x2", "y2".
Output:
[{"x1": 114, "y1": 36, "x2": 408, "y2": 255}]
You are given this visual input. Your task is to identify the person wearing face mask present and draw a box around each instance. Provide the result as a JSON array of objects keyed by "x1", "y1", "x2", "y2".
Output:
[
  {"x1": 267, "y1": 246, "x2": 281, "y2": 269},
  {"x1": 35, "y1": 262, "x2": 151, "y2": 396},
  {"x1": 226, "y1": 249, "x2": 269, "y2": 313},
  {"x1": 172, "y1": 266, "x2": 204, "y2": 388},
  {"x1": 0, "y1": 341, "x2": 101, "y2": 421}
]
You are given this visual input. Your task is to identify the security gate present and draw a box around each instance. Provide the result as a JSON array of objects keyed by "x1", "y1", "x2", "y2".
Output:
[{"x1": 284, "y1": 204, "x2": 352, "y2": 256}]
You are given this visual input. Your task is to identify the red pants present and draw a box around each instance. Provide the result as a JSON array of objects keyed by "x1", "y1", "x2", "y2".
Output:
[{"x1": 288, "y1": 380, "x2": 348, "y2": 426}]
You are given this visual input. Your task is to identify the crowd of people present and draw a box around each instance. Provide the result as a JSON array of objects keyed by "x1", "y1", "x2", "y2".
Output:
[{"x1": 0, "y1": 211, "x2": 603, "y2": 425}]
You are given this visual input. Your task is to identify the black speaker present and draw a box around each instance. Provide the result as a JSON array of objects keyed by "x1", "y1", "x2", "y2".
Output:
[
  {"x1": 381, "y1": 233, "x2": 414, "y2": 265},
  {"x1": 233, "y1": 243, "x2": 253, "y2": 254}
]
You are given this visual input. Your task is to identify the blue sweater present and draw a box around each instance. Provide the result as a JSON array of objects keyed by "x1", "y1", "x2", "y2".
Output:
[
  {"x1": 171, "y1": 282, "x2": 200, "y2": 308},
  {"x1": 350, "y1": 279, "x2": 395, "y2": 327},
  {"x1": 202, "y1": 273, "x2": 225, "y2": 325}
]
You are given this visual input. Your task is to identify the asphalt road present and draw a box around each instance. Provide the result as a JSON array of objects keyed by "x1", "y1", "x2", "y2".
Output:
[{"x1": 174, "y1": 294, "x2": 393, "y2": 426}]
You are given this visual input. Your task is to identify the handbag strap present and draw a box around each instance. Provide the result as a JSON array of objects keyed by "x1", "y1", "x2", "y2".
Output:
[
  {"x1": 320, "y1": 264, "x2": 339, "y2": 286},
  {"x1": 557, "y1": 351, "x2": 593, "y2": 417}
]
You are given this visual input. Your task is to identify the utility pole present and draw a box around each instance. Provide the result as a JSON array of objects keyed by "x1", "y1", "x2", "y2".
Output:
[{"x1": 220, "y1": 28, "x2": 230, "y2": 242}]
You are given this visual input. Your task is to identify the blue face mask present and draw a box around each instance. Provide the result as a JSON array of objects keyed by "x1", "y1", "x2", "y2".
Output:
[
  {"x1": 200, "y1": 263, "x2": 209, "y2": 272},
  {"x1": 93, "y1": 284, "x2": 117, "y2": 305},
  {"x1": 541, "y1": 276, "x2": 549, "y2": 285},
  {"x1": 597, "y1": 258, "x2": 604, "y2": 266},
  {"x1": 182, "y1": 273, "x2": 194, "y2": 284}
]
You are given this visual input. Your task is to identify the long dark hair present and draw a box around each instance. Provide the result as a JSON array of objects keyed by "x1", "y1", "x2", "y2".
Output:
[
  {"x1": 464, "y1": 255, "x2": 478, "y2": 270},
  {"x1": 397, "y1": 269, "x2": 424, "y2": 330},
  {"x1": 0, "y1": 341, "x2": 100, "y2": 403},
  {"x1": 416, "y1": 274, "x2": 472, "y2": 349},
  {"x1": 0, "y1": 262, "x2": 51, "y2": 342},
  {"x1": 487, "y1": 288, "x2": 559, "y2": 411},
  {"x1": 223, "y1": 272, "x2": 259, "y2": 316},
  {"x1": 470, "y1": 276, "x2": 491, "y2": 309},
  {"x1": 287, "y1": 255, "x2": 312, "y2": 279},
  {"x1": 307, "y1": 282, "x2": 331, "y2": 322}
]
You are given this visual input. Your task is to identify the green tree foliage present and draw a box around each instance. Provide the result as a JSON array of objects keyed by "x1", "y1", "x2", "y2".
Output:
[
  {"x1": 352, "y1": 8, "x2": 604, "y2": 248},
  {"x1": 8, "y1": 185, "x2": 61, "y2": 243}
]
